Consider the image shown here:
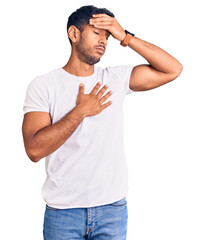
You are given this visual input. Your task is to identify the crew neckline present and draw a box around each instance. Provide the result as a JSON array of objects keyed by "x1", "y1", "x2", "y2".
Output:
[{"x1": 59, "y1": 66, "x2": 98, "y2": 81}]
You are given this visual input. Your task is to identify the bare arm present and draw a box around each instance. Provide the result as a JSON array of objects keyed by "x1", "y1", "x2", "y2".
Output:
[
  {"x1": 22, "y1": 82, "x2": 112, "y2": 162},
  {"x1": 128, "y1": 36, "x2": 183, "y2": 91},
  {"x1": 22, "y1": 106, "x2": 84, "y2": 163},
  {"x1": 89, "y1": 14, "x2": 183, "y2": 91}
]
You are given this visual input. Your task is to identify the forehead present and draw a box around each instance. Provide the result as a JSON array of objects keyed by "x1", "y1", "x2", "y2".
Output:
[{"x1": 84, "y1": 24, "x2": 110, "y2": 37}]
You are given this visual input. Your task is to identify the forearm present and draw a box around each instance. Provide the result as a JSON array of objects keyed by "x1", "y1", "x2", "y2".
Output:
[
  {"x1": 29, "y1": 105, "x2": 85, "y2": 162},
  {"x1": 128, "y1": 36, "x2": 183, "y2": 74}
]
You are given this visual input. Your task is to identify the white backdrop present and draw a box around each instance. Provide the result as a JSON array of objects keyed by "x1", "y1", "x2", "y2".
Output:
[{"x1": 0, "y1": 0, "x2": 204, "y2": 239}]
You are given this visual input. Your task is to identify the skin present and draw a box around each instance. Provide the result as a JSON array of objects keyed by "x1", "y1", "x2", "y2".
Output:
[
  {"x1": 64, "y1": 13, "x2": 183, "y2": 90},
  {"x1": 22, "y1": 21, "x2": 113, "y2": 162},
  {"x1": 22, "y1": 13, "x2": 183, "y2": 162},
  {"x1": 88, "y1": 13, "x2": 183, "y2": 91},
  {"x1": 62, "y1": 23, "x2": 111, "y2": 76}
]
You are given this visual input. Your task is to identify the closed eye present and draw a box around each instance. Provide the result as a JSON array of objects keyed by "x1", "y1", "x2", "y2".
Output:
[{"x1": 94, "y1": 31, "x2": 109, "y2": 40}]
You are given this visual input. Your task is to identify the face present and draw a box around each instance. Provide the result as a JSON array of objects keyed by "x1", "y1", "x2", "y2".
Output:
[{"x1": 75, "y1": 24, "x2": 110, "y2": 65}]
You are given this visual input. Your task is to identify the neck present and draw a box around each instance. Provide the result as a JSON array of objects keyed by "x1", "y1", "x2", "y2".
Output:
[{"x1": 62, "y1": 49, "x2": 95, "y2": 77}]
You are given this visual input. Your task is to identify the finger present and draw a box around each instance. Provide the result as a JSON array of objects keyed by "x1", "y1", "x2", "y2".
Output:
[
  {"x1": 93, "y1": 25, "x2": 110, "y2": 31},
  {"x1": 79, "y1": 83, "x2": 84, "y2": 94},
  {"x1": 90, "y1": 19, "x2": 112, "y2": 25},
  {"x1": 90, "y1": 82, "x2": 102, "y2": 95},
  {"x1": 92, "y1": 24, "x2": 112, "y2": 29},
  {"x1": 90, "y1": 17, "x2": 113, "y2": 21},
  {"x1": 99, "y1": 90, "x2": 112, "y2": 104},
  {"x1": 92, "y1": 13, "x2": 112, "y2": 19},
  {"x1": 90, "y1": 20, "x2": 112, "y2": 29},
  {"x1": 91, "y1": 22, "x2": 112, "y2": 27},
  {"x1": 96, "y1": 84, "x2": 109, "y2": 99},
  {"x1": 101, "y1": 100, "x2": 112, "y2": 110}
]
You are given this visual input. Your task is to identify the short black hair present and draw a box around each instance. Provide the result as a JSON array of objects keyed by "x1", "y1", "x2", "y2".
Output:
[{"x1": 66, "y1": 5, "x2": 115, "y2": 46}]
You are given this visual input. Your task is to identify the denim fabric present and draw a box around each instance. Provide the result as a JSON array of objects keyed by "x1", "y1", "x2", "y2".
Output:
[{"x1": 43, "y1": 197, "x2": 128, "y2": 240}]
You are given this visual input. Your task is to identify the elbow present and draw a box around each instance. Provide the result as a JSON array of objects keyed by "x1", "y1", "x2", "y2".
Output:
[
  {"x1": 26, "y1": 148, "x2": 41, "y2": 163},
  {"x1": 170, "y1": 62, "x2": 183, "y2": 81},
  {"x1": 22, "y1": 132, "x2": 43, "y2": 163},
  {"x1": 177, "y1": 62, "x2": 183, "y2": 75},
  {"x1": 175, "y1": 62, "x2": 183, "y2": 77}
]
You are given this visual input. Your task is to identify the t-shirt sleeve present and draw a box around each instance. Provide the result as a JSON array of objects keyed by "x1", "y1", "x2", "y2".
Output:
[
  {"x1": 110, "y1": 65, "x2": 135, "y2": 96},
  {"x1": 23, "y1": 76, "x2": 50, "y2": 114}
]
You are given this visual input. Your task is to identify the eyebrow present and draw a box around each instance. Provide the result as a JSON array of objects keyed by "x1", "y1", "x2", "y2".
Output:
[{"x1": 93, "y1": 26, "x2": 110, "y2": 38}]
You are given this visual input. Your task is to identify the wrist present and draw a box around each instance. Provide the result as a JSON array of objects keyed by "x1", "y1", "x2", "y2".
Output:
[
  {"x1": 120, "y1": 30, "x2": 126, "y2": 42},
  {"x1": 74, "y1": 104, "x2": 87, "y2": 119},
  {"x1": 120, "y1": 29, "x2": 135, "y2": 47}
]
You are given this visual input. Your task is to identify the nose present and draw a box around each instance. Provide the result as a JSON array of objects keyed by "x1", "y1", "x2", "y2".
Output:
[{"x1": 99, "y1": 35, "x2": 107, "y2": 46}]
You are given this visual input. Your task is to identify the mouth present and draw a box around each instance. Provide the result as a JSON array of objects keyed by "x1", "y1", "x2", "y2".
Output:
[{"x1": 96, "y1": 47, "x2": 105, "y2": 55}]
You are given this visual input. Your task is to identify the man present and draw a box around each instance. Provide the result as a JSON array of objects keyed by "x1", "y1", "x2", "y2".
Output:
[{"x1": 22, "y1": 5, "x2": 183, "y2": 240}]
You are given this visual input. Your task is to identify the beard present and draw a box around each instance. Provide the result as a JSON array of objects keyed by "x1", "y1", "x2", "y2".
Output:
[{"x1": 75, "y1": 36, "x2": 101, "y2": 66}]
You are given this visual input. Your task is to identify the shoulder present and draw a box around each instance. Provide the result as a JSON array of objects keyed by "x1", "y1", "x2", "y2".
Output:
[
  {"x1": 98, "y1": 65, "x2": 135, "y2": 78},
  {"x1": 37, "y1": 68, "x2": 60, "y2": 82},
  {"x1": 101, "y1": 65, "x2": 134, "y2": 73},
  {"x1": 28, "y1": 68, "x2": 60, "y2": 88}
]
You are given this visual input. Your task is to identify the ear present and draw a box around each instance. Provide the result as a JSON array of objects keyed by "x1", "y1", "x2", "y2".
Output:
[{"x1": 68, "y1": 25, "x2": 81, "y2": 44}]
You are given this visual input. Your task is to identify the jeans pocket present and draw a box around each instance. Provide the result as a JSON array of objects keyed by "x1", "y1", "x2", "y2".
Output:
[
  {"x1": 46, "y1": 204, "x2": 60, "y2": 211},
  {"x1": 109, "y1": 197, "x2": 127, "y2": 206}
]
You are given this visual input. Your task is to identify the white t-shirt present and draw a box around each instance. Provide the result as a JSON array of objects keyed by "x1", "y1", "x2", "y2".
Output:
[{"x1": 23, "y1": 65, "x2": 135, "y2": 209}]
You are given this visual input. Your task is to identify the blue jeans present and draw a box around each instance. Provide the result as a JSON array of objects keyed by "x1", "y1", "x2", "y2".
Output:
[{"x1": 43, "y1": 197, "x2": 128, "y2": 240}]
